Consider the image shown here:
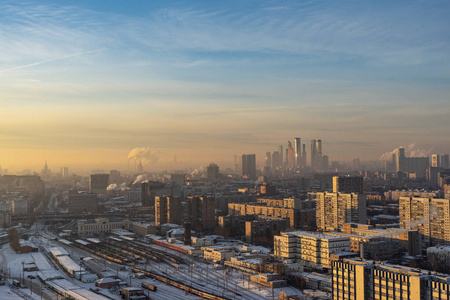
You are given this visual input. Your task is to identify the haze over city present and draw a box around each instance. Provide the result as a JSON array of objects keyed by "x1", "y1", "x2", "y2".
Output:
[
  {"x1": 2, "y1": 2, "x2": 450, "y2": 300},
  {"x1": 1, "y1": 0, "x2": 449, "y2": 174}
]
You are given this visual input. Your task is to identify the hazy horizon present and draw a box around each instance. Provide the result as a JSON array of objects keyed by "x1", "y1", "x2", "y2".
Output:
[{"x1": 1, "y1": 1, "x2": 449, "y2": 173}]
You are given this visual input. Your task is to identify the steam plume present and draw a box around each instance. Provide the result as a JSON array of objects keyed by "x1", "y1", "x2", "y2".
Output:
[
  {"x1": 127, "y1": 147, "x2": 159, "y2": 169},
  {"x1": 380, "y1": 143, "x2": 431, "y2": 161}
]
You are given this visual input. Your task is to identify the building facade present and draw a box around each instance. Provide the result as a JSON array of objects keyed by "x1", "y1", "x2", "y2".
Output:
[
  {"x1": 245, "y1": 218, "x2": 289, "y2": 243},
  {"x1": 77, "y1": 218, "x2": 130, "y2": 235},
  {"x1": 431, "y1": 154, "x2": 450, "y2": 169},
  {"x1": 68, "y1": 192, "x2": 98, "y2": 214},
  {"x1": 239, "y1": 154, "x2": 256, "y2": 179},
  {"x1": 187, "y1": 196, "x2": 215, "y2": 231},
  {"x1": 206, "y1": 163, "x2": 220, "y2": 180},
  {"x1": 228, "y1": 203, "x2": 299, "y2": 227},
  {"x1": 332, "y1": 259, "x2": 450, "y2": 300},
  {"x1": 399, "y1": 196, "x2": 450, "y2": 247},
  {"x1": 316, "y1": 192, "x2": 366, "y2": 231},
  {"x1": 333, "y1": 176, "x2": 364, "y2": 194},
  {"x1": 89, "y1": 174, "x2": 110, "y2": 194},
  {"x1": 155, "y1": 196, "x2": 182, "y2": 226},
  {"x1": 274, "y1": 231, "x2": 350, "y2": 269},
  {"x1": 0, "y1": 201, "x2": 12, "y2": 228}
]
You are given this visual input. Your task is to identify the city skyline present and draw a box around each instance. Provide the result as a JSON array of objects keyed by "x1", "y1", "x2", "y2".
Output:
[{"x1": 1, "y1": 0, "x2": 450, "y2": 173}]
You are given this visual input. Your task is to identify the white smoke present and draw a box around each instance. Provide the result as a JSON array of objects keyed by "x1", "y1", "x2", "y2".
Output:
[
  {"x1": 404, "y1": 204, "x2": 439, "y2": 229},
  {"x1": 107, "y1": 183, "x2": 128, "y2": 191},
  {"x1": 133, "y1": 174, "x2": 149, "y2": 185},
  {"x1": 366, "y1": 228, "x2": 409, "y2": 239},
  {"x1": 127, "y1": 147, "x2": 159, "y2": 165},
  {"x1": 380, "y1": 143, "x2": 431, "y2": 161}
]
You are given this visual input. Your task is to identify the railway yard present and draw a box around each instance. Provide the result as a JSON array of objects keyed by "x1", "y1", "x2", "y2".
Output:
[{"x1": 0, "y1": 224, "x2": 301, "y2": 300}]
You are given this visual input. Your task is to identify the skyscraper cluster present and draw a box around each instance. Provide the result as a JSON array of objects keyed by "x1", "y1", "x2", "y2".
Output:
[{"x1": 261, "y1": 137, "x2": 327, "y2": 176}]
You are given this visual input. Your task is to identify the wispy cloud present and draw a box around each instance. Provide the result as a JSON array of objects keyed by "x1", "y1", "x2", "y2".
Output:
[{"x1": 0, "y1": 49, "x2": 105, "y2": 73}]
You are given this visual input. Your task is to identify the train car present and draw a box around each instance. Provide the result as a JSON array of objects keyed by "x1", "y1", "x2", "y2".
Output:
[
  {"x1": 154, "y1": 240, "x2": 187, "y2": 254},
  {"x1": 131, "y1": 267, "x2": 230, "y2": 300},
  {"x1": 141, "y1": 282, "x2": 157, "y2": 292}
]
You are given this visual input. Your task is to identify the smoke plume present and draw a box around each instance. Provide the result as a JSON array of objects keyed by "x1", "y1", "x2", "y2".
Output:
[
  {"x1": 107, "y1": 183, "x2": 128, "y2": 191},
  {"x1": 133, "y1": 174, "x2": 149, "y2": 185},
  {"x1": 379, "y1": 143, "x2": 431, "y2": 161},
  {"x1": 127, "y1": 147, "x2": 159, "y2": 165}
]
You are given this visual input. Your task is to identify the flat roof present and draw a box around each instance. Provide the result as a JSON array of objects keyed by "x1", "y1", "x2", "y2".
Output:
[
  {"x1": 49, "y1": 247, "x2": 69, "y2": 257},
  {"x1": 283, "y1": 231, "x2": 351, "y2": 241},
  {"x1": 75, "y1": 239, "x2": 90, "y2": 246},
  {"x1": 58, "y1": 256, "x2": 85, "y2": 273},
  {"x1": 86, "y1": 238, "x2": 101, "y2": 244}
]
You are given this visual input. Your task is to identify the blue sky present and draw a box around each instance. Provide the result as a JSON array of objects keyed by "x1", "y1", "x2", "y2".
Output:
[{"x1": 0, "y1": 0, "x2": 449, "y2": 172}]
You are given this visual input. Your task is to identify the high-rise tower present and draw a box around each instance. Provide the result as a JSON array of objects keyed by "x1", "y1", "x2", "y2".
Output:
[
  {"x1": 279, "y1": 145, "x2": 283, "y2": 169},
  {"x1": 239, "y1": 154, "x2": 256, "y2": 179},
  {"x1": 294, "y1": 138, "x2": 301, "y2": 169},
  {"x1": 310, "y1": 139, "x2": 324, "y2": 171},
  {"x1": 396, "y1": 147, "x2": 406, "y2": 172},
  {"x1": 287, "y1": 141, "x2": 295, "y2": 168},
  {"x1": 302, "y1": 144, "x2": 307, "y2": 168}
]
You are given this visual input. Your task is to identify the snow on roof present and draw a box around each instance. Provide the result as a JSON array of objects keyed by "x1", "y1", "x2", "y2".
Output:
[
  {"x1": 59, "y1": 239, "x2": 72, "y2": 245},
  {"x1": 51, "y1": 279, "x2": 82, "y2": 290},
  {"x1": 49, "y1": 247, "x2": 69, "y2": 257},
  {"x1": 249, "y1": 246, "x2": 271, "y2": 254},
  {"x1": 86, "y1": 238, "x2": 101, "y2": 244},
  {"x1": 38, "y1": 270, "x2": 65, "y2": 281},
  {"x1": 96, "y1": 277, "x2": 120, "y2": 284},
  {"x1": 374, "y1": 214, "x2": 399, "y2": 220},
  {"x1": 299, "y1": 272, "x2": 332, "y2": 282},
  {"x1": 160, "y1": 223, "x2": 180, "y2": 229},
  {"x1": 112, "y1": 229, "x2": 135, "y2": 236},
  {"x1": 30, "y1": 252, "x2": 54, "y2": 272},
  {"x1": 284, "y1": 231, "x2": 350, "y2": 241},
  {"x1": 58, "y1": 256, "x2": 85, "y2": 273},
  {"x1": 428, "y1": 245, "x2": 450, "y2": 252},
  {"x1": 278, "y1": 288, "x2": 300, "y2": 296},
  {"x1": 146, "y1": 234, "x2": 162, "y2": 240},
  {"x1": 19, "y1": 239, "x2": 34, "y2": 247},
  {"x1": 75, "y1": 239, "x2": 90, "y2": 246},
  {"x1": 49, "y1": 279, "x2": 109, "y2": 300},
  {"x1": 168, "y1": 228, "x2": 184, "y2": 235}
]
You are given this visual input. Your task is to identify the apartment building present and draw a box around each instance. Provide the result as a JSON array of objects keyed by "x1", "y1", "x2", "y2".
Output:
[
  {"x1": 316, "y1": 192, "x2": 366, "y2": 231},
  {"x1": 399, "y1": 197, "x2": 450, "y2": 246},
  {"x1": 228, "y1": 203, "x2": 299, "y2": 227},
  {"x1": 332, "y1": 258, "x2": 450, "y2": 300},
  {"x1": 274, "y1": 231, "x2": 350, "y2": 269}
]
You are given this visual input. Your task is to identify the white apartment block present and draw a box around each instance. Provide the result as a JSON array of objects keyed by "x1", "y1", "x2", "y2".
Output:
[{"x1": 274, "y1": 231, "x2": 350, "y2": 269}]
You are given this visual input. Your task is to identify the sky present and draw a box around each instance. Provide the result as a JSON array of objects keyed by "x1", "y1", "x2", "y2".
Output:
[{"x1": 0, "y1": 0, "x2": 449, "y2": 174}]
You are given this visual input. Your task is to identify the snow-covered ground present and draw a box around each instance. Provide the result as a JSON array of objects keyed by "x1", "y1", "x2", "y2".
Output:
[
  {"x1": 1, "y1": 224, "x2": 307, "y2": 300},
  {"x1": 0, "y1": 285, "x2": 27, "y2": 300}
]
